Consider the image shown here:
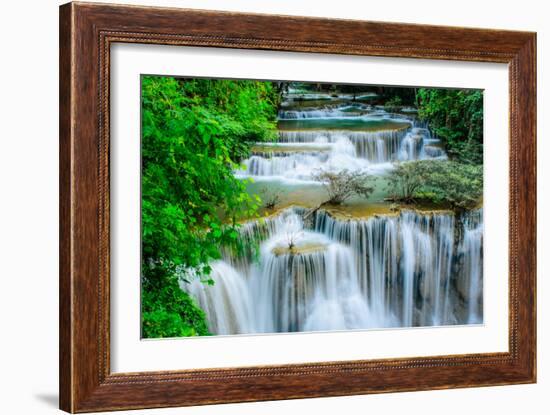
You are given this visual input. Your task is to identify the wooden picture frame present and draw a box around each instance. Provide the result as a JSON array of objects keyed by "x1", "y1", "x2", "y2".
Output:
[{"x1": 59, "y1": 2, "x2": 536, "y2": 412}]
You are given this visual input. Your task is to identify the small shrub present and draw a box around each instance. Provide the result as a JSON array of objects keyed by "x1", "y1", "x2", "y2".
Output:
[
  {"x1": 387, "y1": 160, "x2": 482, "y2": 210},
  {"x1": 384, "y1": 96, "x2": 403, "y2": 111},
  {"x1": 313, "y1": 169, "x2": 375, "y2": 205},
  {"x1": 260, "y1": 187, "x2": 283, "y2": 210}
]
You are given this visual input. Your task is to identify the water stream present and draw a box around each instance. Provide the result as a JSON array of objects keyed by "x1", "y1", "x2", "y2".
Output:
[{"x1": 183, "y1": 92, "x2": 483, "y2": 335}]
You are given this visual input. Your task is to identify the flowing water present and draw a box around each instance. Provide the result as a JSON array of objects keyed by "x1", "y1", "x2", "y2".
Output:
[
  {"x1": 182, "y1": 92, "x2": 483, "y2": 335},
  {"x1": 238, "y1": 100, "x2": 447, "y2": 182},
  {"x1": 183, "y1": 207, "x2": 483, "y2": 334}
]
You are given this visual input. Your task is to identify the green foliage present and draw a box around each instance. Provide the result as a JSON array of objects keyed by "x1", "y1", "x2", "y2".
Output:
[
  {"x1": 379, "y1": 86, "x2": 417, "y2": 106},
  {"x1": 416, "y1": 88, "x2": 483, "y2": 164},
  {"x1": 141, "y1": 76, "x2": 279, "y2": 337},
  {"x1": 313, "y1": 169, "x2": 375, "y2": 205},
  {"x1": 384, "y1": 95, "x2": 403, "y2": 111},
  {"x1": 387, "y1": 160, "x2": 483, "y2": 210},
  {"x1": 142, "y1": 267, "x2": 210, "y2": 338},
  {"x1": 336, "y1": 84, "x2": 368, "y2": 100},
  {"x1": 389, "y1": 88, "x2": 484, "y2": 210}
]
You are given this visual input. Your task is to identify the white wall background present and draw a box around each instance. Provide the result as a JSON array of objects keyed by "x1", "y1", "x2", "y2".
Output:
[{"x1": 0, "y1": 0, "x2": 546, "y2": 414}]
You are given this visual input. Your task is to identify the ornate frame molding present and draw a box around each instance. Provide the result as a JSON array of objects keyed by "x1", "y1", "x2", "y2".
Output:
[{"x1": 60, "y1": 2, "x2": 536, "y2": 412}]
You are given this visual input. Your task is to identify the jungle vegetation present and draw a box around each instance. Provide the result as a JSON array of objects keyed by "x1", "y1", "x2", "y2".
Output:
[
  {"x1": 141, "y1": 76, "x2": 280, "y2": 337},
  {"x1": 386, "y1": 88, "x2": 483, "y2": 210}
]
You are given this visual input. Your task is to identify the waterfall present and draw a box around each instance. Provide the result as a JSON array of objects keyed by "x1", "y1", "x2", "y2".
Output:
[
  {"x1": 240, "y1": 135, "x2": 372, "y2": 180},
  {"x1": 397, "y1": 127, "x2": 448, "y2": 161},
  {"x1": 182, "y1": 261, "x2": 255, "y2": 335},
  {"x1": 182, "y1": 207, "x2": 483, "y2": 334},
  {"x1": 398, "y1": 131, "x2": 425, "y2": 161},
  {"x1": 251, "y1": 238, "x2": 371, "y2": 332},
  {"x1": 278, "y1": 103, "x2": 371, "y2": 119},
  {"x1": 424, "y1": 146, "x2": 446, "y2": 158},
  {"x1": 458, "y1": 209, "x2": 484, "y2": 324},
  {"x1": 242, "y1": 153, "x2": 330, "y2": 178},
  {"x1": 178, "y1": 93, "x2": 479, "y2": 336},
  {"x1": 314, "y1": 209, "x2": 460, "y2": 327},
  {"x1": 239, "y1": 125, "x2": 448, "y2": 180},
  {"x1": 277, "y1": 130, "x2": 407, "y2": 161},
  {"x1": 400, "y1": 221, "x2": 416, "y2": 326}
]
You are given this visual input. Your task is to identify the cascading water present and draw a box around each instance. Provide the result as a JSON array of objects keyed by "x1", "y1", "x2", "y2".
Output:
[
  {"x1": 457, "y1": 209, "x2": 484, "y2": 324},
  {"x1": 278, "y1": 103, "x2": 371, "y2": 119},
  {"x1": 239, "y1": 108, "x2": 447, "y2": 181},
  {"x1": 241, "y1": 135, "x2": 372, "y2": 180},
  {"x1": 182, "y1": 261, "x2": 255, "y2": 335},
  {"x1": 181, "y1": 207, "x2": 483, "y2": 334},
  {"x1": 313, "y1": 209, "x2": 470, "y2": 327},
  {"x1": 278, "y1": 130, "x2": 406, "y2": 161},
  {"x1": 180, "y1": 91, "x2": 482, "y2": 335},
  {"x1": 252, "y1": 232, "x2": 371, "y2": 332}
]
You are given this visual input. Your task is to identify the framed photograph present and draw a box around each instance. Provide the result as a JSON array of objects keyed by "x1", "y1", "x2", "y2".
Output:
[{"x1": 59, "y1": 2, "x2": 536, "y2": 412}]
